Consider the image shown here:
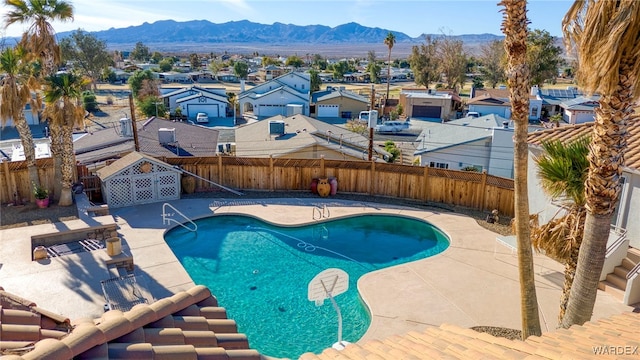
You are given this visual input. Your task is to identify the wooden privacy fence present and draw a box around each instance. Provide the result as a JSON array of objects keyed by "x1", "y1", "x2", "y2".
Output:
[{"x1": 1, "y1": 156, "x2": 515, "y2": 217}]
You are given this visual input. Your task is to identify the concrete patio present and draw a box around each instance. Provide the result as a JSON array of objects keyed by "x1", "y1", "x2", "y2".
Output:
[{"x1": 0, "y1": 197, "x2": 632, "y2": 354}]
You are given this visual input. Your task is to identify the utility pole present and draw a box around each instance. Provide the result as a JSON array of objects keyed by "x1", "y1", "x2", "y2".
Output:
[
  {"x1": 368, "y1": 86, "x2": 375, "y2": 161},
  {"x1": 129, "y1": 94, "x2": 140, "y2": 152}
]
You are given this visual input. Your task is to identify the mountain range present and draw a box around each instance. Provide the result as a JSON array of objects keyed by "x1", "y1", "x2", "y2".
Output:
[{"x1": 57, "y1": 19, "x2": 503, "y2": 47}]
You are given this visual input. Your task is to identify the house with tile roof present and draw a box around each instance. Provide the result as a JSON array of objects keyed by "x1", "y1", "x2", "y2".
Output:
[
  {"x1": 234, "y1": 114, "x2": 388, "y2": 161},
  {"x1": 413, "y1": 114, "x2": 515, "y2": 178},
  {"x1": 527, "y1": 121, "x2": 640, "y2": 306},
  {"x1": 238, "y1": 72, "x2": 310, "y2": 119},
  {"x1": 311, "y1": 86, "x2": 369, "y2": 119},
  {"x1": 0, "y1": 285, "x2": 262, "y2": 359}
]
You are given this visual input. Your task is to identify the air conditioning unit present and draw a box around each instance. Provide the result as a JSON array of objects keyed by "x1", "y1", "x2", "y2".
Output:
[
  {"x1": 119, "y1": 118, "x2": 133, "y2": 137},
  {"x1": 269, "y1": 120, "x2": 285, "y2": 136},
  {"x1": 158, "y1": 128, "x2": 176, "y2": 145}
]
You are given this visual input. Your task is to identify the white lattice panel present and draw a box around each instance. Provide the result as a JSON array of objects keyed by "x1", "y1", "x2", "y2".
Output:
[
  {"x1": 133, "y1": 175, "x2": 155, "y2": 203},
  {"x1": 107, "y1": 176, "x2": 133, "y2": 208},
  {"x1": 157, "y1": 173, "x2": 179, "y2": 200}
]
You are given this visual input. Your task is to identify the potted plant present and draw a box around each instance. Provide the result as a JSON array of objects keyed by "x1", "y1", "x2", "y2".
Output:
[{"x1": 33, "y1": 183, "x2": 49, "y2": 208}]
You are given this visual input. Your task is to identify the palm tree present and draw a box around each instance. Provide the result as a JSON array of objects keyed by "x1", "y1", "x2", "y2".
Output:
[
  {"x1": 3, "y1": 0, "x2": 74, "y2": 75},
  {"x1": 4, "y1": 0, "x2": 75, "y2": 200},
  {"x1": 560, "y1": 1, "x2": 640, "y2": 328},
  {"x1": 0, "y1": 45, "x2": 42, "y2": 191},
  {"x1": 42, "y1": 72, "x2": 87, "y2": 206},
  {"x1": 384, "y1": 32, "x2": 395, "y2": 107},
  {"x1": 499, "y1": 0, "x2": 542, "y2": 339},
  {"x1": 531, "y1": 137, "x2": 589, "y2": 325}
]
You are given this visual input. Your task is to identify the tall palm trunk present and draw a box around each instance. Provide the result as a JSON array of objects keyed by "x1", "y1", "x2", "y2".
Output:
[
  {"x1": 386, "y1": 51, "x2": 391, "y2": 105},
  {"x1": 557, "y1": 208, "x2": 586, "y2": 325},
  {"x1": 561, "y1": 58, "x2": 633, "y2": 328},
  {"x1": 13, "y1": 114, "x2": 40, "y2": 191},
  {"x1": 58, "y1": 115, "x2": 75, "y2": 206},
  {"x1": 49, "y1": 121, "x2": 63, "y2": 201},
  {"x1": 500, "y1": 0, "x2": 542, "y2": 339}
]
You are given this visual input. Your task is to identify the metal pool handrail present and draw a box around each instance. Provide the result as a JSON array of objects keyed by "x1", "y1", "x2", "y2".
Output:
[{"x1": 162, "y1": 203, "x2": 197, "y2": 232}]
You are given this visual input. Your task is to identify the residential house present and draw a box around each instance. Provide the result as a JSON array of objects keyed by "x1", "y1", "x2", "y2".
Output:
[
  {"x1": 535, "y1": 86, "x2": 583, "y2": 119},
  {"x1": 2, "y1": 103, "x2": 41, "y2": 127},
  {"x1": 468, "y1": 87, "x2": 542, "y2": 121},
  {"x1": 399, "y1": 89, "x2": 460, "y2": 121},
  {"x1": 73, "y1": 116, "x2": 220, "y2": 164},
  {"x1": 157, "y1": 71, "x2": 192, "y2": 84},
  {"x1": 258, "y1": 65, "x2": 285, "y2": 81},
  {"x1": 311, "y1": 86, "x2": 369, "y2": 119},
  {"x1": 238, "y1": 72, "x2": 310, "y2": 118},
  {"x1": 527, "y1": 122, "x2": 640, "y2": 305},
  {"x1": 413, "y1": 114, "x2": 515, "y2": 178},
  {"x1": 161, "y1": 86, "x2": 228, "y2": 119},
  {"x1": 559, "y1": 96, "x2": 599, "y2": 124},
  {"x1": 235, "y1": 114, "x2": 388, "y2": 161}
]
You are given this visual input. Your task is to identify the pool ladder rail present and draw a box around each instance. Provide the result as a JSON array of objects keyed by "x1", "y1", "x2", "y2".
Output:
[
  {"x1": 313, "y1": 204, "x2": 330, "y2": 220},
  {"x1": 162, "y1": 203, "x2": 198, "y2": 232}
]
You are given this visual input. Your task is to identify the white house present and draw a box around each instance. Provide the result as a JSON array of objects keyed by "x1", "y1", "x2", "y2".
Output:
[
  {"x1": 175, "y1": 92, "x2": 229, "y2": 120},
  {"x1": 527, "y1": 122, "x2": 640, "y2": 305},
  {"x1": 161, "y1": 86, "x2": 227, "y2": 117},
  {"x1": 239, "y1": 72, "x2": 310, "y2": 118},
  {"x1": 559, "y1": 96, "x2": 599, "y2": 124},
  {"x1": 3, "y1": 103, "x2": 41, "y2": 127},
  {"x1": 413, "y1": 114, "x2": 515, "y2": 178},
  {"x1": 469, "y1": 87, "x2": 542, "y2": 121}
]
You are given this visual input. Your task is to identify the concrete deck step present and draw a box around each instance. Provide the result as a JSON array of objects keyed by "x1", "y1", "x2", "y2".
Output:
[
  {"x1": 622, "y1": 257, "x2": 636, "y2": 270},
  {"x1": 614, "y1": 265, "x2": 630, "y2": 278},
  {"x1": 598, "y1": 280, "x2": 625, "y2": 300},
  {"x1": 606, "y1": 273, "x2": 627, "y2": 289}
]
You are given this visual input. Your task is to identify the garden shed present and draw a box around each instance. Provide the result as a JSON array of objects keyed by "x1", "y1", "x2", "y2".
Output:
[{"x1": 96, "y1": 152, "x2": 181, "y2": 208}]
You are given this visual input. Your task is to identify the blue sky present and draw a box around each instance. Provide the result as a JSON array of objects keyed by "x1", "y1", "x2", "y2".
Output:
[{"x1": 1, "y1": 0, "x2": 574, "y2": 38}]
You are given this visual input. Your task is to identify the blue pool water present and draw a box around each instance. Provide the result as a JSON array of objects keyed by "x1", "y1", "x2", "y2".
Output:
[{"x1": 164, "y1": 214, "x2": 449, "y2": 359}]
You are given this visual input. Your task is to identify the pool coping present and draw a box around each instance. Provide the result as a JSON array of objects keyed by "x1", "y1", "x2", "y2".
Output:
[{"x1": 0, "y1": 197, "x2": 633, "y2": 357}]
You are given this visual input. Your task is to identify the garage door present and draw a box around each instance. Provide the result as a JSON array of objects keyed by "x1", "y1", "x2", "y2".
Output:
[
  {"x1": 317, "y1": 104, "x2": 339, "y2": 118},
  {"x1": 256, "y1": 104, "x2": 285, "y2": 117},
  {"x1": 187, "y1": 104, "x2": 219, "y2": 119},
  {"x1": 412, "y1": 105, "x2": 441, "y2": 118}
]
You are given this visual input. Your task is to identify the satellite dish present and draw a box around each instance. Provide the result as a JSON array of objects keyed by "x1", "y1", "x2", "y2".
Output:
[{"x1": 308, "y1": 268, "x2": 350, "y2": 350}]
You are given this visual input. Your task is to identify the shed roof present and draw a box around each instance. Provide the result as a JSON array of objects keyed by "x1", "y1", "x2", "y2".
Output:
[{"x1": 96, "y1": 151, "x2": 179, "y2": 181}]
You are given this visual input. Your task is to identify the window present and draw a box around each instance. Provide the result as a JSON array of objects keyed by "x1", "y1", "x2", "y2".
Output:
[
  {"x1": 531, "y1": 106, "x2": 538, "y2": 117},
  {"x1": 429, "y1": 162, "x2": 449, "y2": 169},
  {"x1": 302, "y1": 84, "x2": 305, "y2": 89}
]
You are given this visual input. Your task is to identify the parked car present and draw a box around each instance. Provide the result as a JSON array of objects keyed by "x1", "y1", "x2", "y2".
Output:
[
  {"x1": 375, "y1": 120, "x2": 410, "y2": 133},
  {"x1": 196, "y1": 112, "x2": 209, "y2": 123},
  {"x1": 467, "y1": 111, "x2": 480, "y2": 118}
]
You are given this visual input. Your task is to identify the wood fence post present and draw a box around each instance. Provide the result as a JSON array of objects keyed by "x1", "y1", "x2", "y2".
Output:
[
  {"x1": 269, "y1": 155, "x2": 274, "y2": 192},
  {"x1": 217, "y1": 154, "x2": 222, "y2": 184},
  {"x1": 3, "y1": 161, "x2": 17, "y2": 203},
  {"x1": 480, "y1": 170, "x2": 488, "y2": 212},
  {"x1": 423, "y1": 165, "x2": 429, "y2": 201},
  {"x1": 320, "y1": 155, "x2": 325, "y2": 178},
  {"x1": 370, "y1": 161, "x2": 376, "y2": 195}
]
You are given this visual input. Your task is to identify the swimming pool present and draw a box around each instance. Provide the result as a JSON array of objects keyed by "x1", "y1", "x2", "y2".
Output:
[{"x1": 164, "y1": 214, "x2": 449, "y2": 358}]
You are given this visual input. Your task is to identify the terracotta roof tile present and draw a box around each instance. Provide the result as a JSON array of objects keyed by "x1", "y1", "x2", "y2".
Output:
[
  {"x1": 0, "y1": 286, "x2": 260, "y2": 360},
  {"x1": 527, "y1": 120, "x2": 640, "y2": 171},
  {"x1": 303, "y1": 312, "x2": 640, "y2": 360}
]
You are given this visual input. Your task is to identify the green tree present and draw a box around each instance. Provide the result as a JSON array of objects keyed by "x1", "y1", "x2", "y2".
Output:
[
  {"x1": 3, "y1": 0, "x2": 73, "y2": 74},
  {"x1": 527, "y1": 29, "x2": 563, "y2": 87},
  {"x1": 531, "y1": 137, "x2": 589, "y2": 325},
  {"x1": 208, "y1": 59, "x2": 222, "y2": 80},
  {"x1": 138, "y1": 95, "x2": 166, "y2": 118},
  {"x1": 59, "y1": 29, "x2": 112, "y2": 90},
  {"x1": 189, "y1": 53, "x2": 200, "y2": 70},
  {"x1": 130, "y1": 42, "x2": 150, "y2": 62},
  {"x1": 285, "y1": 55, "x2": 304, "y2": 69},
  {"x1": 500, "y1": 0, "x2": 542, "y2": 339},
  {"x1": 128, "y1": 69, "x2": 156, "y2": 99},
  {"x1": 42, "y1": 72, "x2": 88, "y2": 206},
  {"x1": 101, "y1": 67, "x2": 116, "y2": 83},
  {"x1": 561, "y1": 0, "x2": 640, "y2": 329},
  {"x1": 158, "y1": 58, "x2": 173, "y2": 72},
  {"x1": 82, "y1": 90, "x2": 98, "y2": 112},
  {"x1": 472, "y1": 76, "x2": 485, "y2": 89},
  {"x1": 479, "y1": 39, "x2": 507, "y2": 88},
  {"x1": 0, "y1": 45, "x2": 41, "y2": 189},
  {"x1": 366, "y1": 50, "x2": 381, "y2": 83},
  {"x1": 262, "y1": 56, "x2": 281, "y2": 66},
  {"x1": 312, "y1": 54, "x2": 327, "y2": 70},
  {"x1": 150, "y1": 51, "x2": 163, "y2": 64},
  {"x1": 233, "y1": 61, "x2": 249, "y2": 80},
  {"x1": 309, "y1": 69, "x2": 321, "y2": 92},
  {"x1": 331, "y1": 61, "x2": 350, "y2": 81},
  {"x1": 409, "y1": 36, "x2": 440, "y2": 89},
  {"x1": 384, "y1": 32, "x2": 396, "y2": 104},
  {"x1": 383, "y1": 141, "x2": 400, "y2": 163}
]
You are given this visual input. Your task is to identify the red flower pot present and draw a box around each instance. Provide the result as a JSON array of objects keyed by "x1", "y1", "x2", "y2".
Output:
[{"x1": 36, "y1": 197, "x2": 49, "y2": 209}]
